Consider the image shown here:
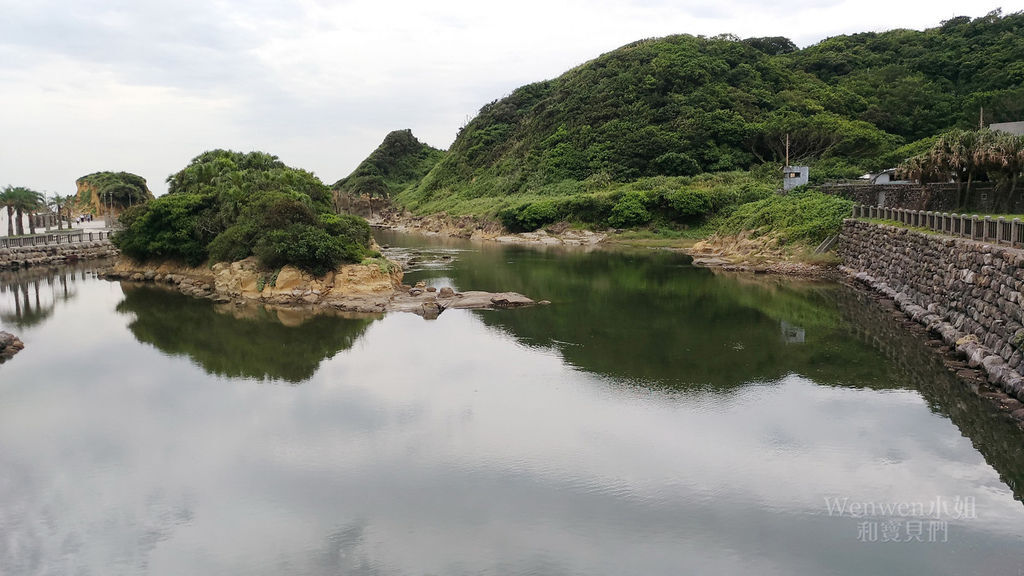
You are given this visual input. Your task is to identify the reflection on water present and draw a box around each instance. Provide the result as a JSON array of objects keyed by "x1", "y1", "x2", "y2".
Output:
[
  {"x1": 835, "y1": 287, "x2": 1024, "y2": 502},
  {"x1": 1, "y1": 242, "x2": 1024, "y2": 575},
  {"x1": 116, "y1": 283, "x2": 379, "y2": 383},
  {"x1": 0, "y1": 262, "x2": 104, "y2": 328},
  {"x1": 380, "y1": 231, "x2": 898, "y2": 389}
]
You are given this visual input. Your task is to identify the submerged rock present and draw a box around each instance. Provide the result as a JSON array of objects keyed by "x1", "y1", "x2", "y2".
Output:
[{"x1": 388, "y1": 288, "x2": 536, "y2": 317}]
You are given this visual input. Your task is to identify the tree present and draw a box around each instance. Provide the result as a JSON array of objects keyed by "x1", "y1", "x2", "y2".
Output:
[
  {"x1": 0, "y1": 187, "x2": 15, "y2": 237},
  {"x1": 973, "y1": 130, "x2": 1024, "y2": 211},
  {"x1": 4, "y1": 187, "x2": 44, "y2": 236},
  {"x1": 899, "y1": 128, "x2": 1024, "y2": 209},
  {"x1": 48, "y1": 193, "x2": 77, "y2": 231}
]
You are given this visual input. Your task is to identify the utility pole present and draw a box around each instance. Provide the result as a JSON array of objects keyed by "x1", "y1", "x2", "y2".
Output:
[
  {"x1": 979, "y1": 107, "x2": 984, "y2": 130},
  {"x1": 785, "y1": 133, "x2": 790, "y2": 168}
]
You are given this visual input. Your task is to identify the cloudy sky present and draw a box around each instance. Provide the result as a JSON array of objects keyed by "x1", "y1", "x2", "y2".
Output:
[{"x1": 1, "y1": 1, "x2": 1020, "y2": 196}]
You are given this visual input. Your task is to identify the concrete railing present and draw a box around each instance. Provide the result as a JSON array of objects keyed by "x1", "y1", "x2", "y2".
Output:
[
  {"x1": 852, "y1": 205, "x2": 1024, "y2": 248},
  {"x1": 0, "y1": 231, "x2": 113, "y2": 249}
]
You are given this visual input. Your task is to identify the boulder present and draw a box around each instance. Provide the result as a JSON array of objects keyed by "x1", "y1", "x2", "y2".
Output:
[{"x1": 0, "y1": 331, "x2": 25, "y2": 362}]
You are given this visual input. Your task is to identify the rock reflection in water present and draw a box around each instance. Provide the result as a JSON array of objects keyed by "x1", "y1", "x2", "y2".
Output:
[
  {"x1": 115, "y1": 283, "x2": 379, "y2": 383},
  {"x1": 835, "y1": 286, "x2": 1024, "y2": 503}
]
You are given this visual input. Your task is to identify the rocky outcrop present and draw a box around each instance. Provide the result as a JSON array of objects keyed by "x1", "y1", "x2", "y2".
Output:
[
  {"x1": 840, "y1": 218, "x2": 1024, "y2": 403},
  {"x1": 0, "y1": 331, "x2": 25, "y2": 363},
  {"x1": 107, "y1": 257, "x2": 539, "y2": 317},
  {"x1": 0, "y1": 241, "x2": 119, "y2": 270},
  {"x1": 376, "y1": 208, "x2": 606, "y2": 246},
  {"x1": 389, "y1": 281, "x2": 541, "y2": 319},
  {"x1": 75, "y1": 172, "x2": 153, "y2": 217}
]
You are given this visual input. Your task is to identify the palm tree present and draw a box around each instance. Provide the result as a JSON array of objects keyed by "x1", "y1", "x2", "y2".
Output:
[
  {"x1": 0, "y1": 187, "x2": 15, "y2": 237},
  {"x1": 6, "y1": 187, "x2": 44, "y2": 236},
  {"x1": 47, "y1": 193, "x2": 76, "y2": 231}
]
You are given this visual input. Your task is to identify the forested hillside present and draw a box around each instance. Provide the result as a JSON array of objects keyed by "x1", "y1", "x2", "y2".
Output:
[
  {"x1": 333, "y1": 129, "x2": 444, "y2": 199},
  {"x1": 360, "y1": 10, "x2": 1023, "y2": 233}
]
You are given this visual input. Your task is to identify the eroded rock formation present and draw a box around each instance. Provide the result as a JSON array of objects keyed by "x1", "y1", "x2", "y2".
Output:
[{"x1": 106, "y1": 256, "x2": 538, "y2": 318}]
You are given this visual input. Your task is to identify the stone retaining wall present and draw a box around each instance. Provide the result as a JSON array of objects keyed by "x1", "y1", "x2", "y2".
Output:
[
  {"x1": 822, "y1": 182, "x2": 1007, "y2": 212},
  {"x1": 0, "y1": 240, "x2": 118, "y2": 270},
  {"x1": 840, "y1": 219, "x2": 1024, "y2": 402}
]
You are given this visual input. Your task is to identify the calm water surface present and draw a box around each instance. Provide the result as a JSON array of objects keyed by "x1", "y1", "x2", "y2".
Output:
[{"x1": 1, "y1": 233, "x2": 1023, "y2": 575}]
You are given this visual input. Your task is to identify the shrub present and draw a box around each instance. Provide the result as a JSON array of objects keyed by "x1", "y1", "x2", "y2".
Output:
[
  {"x1": 113, "y1": 193, "x2": 217, "y2": 266},
  {"x1": 498, "y1": 200, "x2": 562, "y2": 232},
  {"x1": 714, "y1": 190, "x2": 853, "y2": 244},
  {"x1": 208, "y1": 223, "x2": 257, "y2": 263},
  {"x1": 607, "y1": 190, "x2": 652, "y2": 228},
  {"x1": 254, "y1": 224, "x2": 363, "y2": 276},
  {"x1": 665, "y1": 187, "x2": 714, "y2": 219},
  {"x1": 317, "y1": 213, "x2": 371, "y2": 246}
]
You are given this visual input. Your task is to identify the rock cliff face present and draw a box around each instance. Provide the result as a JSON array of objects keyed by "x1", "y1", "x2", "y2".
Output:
[{"x1": 110, "y1": 257, "x2": 404, "y2": 313}]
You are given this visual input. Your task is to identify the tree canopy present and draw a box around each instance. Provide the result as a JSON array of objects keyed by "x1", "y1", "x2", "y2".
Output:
[{"x1": 114, "y1": 150, "x2": 372, "y2": 274}]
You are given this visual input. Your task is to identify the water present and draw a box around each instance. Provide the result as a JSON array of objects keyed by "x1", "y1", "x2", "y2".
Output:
[{"x1": 1, "y1": 234, "x2": 1023, "y2": 575}]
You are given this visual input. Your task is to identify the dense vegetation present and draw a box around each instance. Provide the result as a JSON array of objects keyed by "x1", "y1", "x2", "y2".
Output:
[
  {"x1": 0, "y1": 186, "x2": 44, "y2": 236},
  {"x1": 76, "y1": 171, "x2": 153, "y2": 210},
  {"x1": 713, "y1": 190, "x2": 854, "y2": 245},
  {"x1": 900, "y1": 128, "x2": 1024, "y2": 210},
  {"x1": 333, "y1": 129, "x2": 444, "y2": 200},
  {"x1": 114, "y1": 150, "x2": 372, "y2": 273},
  {"x1": 351, "y1": 10, "x2": 1024, "y2": 238},
  {"x1": 496, "y1": 171, "x2": 775, "y2": 231}
]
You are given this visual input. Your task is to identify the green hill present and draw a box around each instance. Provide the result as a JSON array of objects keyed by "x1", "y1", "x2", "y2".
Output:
[
  {"x1": 333, "y1": 129, "x2": 444, "y2": 199},
  {"x1": 348, "y1": 10, "x2": 1024, "y2": 234},
  {"x1": 76, "y1": 171, "x2": 153, "y2": 214}
]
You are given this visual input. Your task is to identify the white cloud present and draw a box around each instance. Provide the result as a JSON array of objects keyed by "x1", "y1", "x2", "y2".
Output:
[{"x1": 0, "y1": 0, "x2": 1020, "y2": 195}]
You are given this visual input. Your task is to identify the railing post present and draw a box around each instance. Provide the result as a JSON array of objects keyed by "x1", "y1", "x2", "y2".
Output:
[
  {"x1": 1013, "y1": 218, "x2": 1022, "y2": 247},
  {"x1": 998, "y1": 217, "x2": 1007, "y2": 244}
]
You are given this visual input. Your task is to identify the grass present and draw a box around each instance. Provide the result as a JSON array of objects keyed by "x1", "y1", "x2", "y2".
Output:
[
  {"x1": 361, "y1": 256, "x2": 394, "y2": 274},
  {"x1": 863, "y1": 218, "x2": 945, "y2": 235},
  {"x1": 605, "y1": 226, "x2": 710, "y2": 249},
  {"x1": 712, "y1": 191, "x2": 854, "y2": 246}
]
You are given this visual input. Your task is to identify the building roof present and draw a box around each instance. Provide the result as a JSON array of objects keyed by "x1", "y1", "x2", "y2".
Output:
[{"x1": 991, "y1": 121, "x2": 1024, "y2": 136}]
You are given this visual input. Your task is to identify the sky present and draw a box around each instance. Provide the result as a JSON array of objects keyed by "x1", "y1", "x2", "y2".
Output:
[{"x1": 1, "y1": 1, "x2": 1021, "y2": 197}]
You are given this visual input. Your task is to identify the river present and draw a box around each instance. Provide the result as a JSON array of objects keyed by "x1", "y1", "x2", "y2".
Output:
[{"x1": 0, "y1": 231, "x2": 1022, "y2": 575}]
